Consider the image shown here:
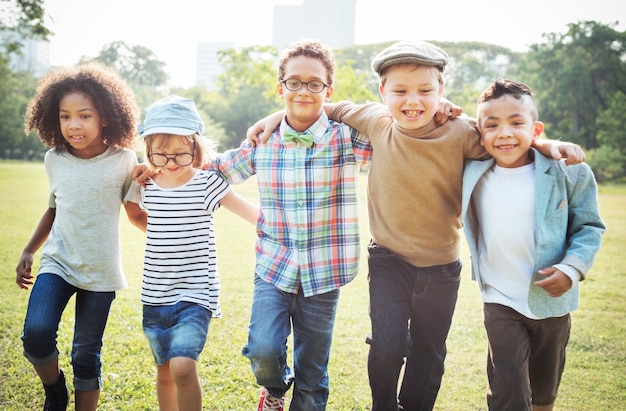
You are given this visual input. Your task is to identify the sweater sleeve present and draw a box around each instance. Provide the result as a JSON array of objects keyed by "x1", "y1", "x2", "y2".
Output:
[{"x1": 330, "y1": 101, "x2": 391, "y2": 138}]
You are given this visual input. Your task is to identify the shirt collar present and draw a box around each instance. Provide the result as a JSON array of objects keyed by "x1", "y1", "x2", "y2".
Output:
[{"x1": 279, "y1": 111, "x2": 330, "y2": 145}]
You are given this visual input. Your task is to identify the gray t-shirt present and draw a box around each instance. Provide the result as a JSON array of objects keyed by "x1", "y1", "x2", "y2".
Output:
[{"x1": 39, "y1": 146, "x2": 140, "y2": 291}]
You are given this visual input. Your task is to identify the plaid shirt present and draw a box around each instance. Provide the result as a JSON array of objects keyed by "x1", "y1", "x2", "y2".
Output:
[{"x1": 213, "y1": 113, "x2": 372, "y2": 296}]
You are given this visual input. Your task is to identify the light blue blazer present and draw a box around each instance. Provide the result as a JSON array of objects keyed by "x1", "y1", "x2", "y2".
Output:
[{"x1": 461, "y1": 149, "x2": 606, "y2": 318}]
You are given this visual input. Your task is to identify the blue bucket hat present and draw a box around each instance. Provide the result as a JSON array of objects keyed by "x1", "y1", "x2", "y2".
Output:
[{"x1": 138, "y1": 95, "x2": 205, "y2": 139}]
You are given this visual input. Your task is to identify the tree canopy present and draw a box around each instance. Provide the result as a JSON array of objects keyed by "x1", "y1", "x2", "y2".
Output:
[{"x1": 1, "y1": 10, "x2": 625, "y2": 181}]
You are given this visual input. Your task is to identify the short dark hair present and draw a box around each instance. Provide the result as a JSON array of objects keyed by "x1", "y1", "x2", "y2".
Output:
[
  {"x1": 477, "y1": 79, "x2": 539, "y2": 122},
  {"x1": 478, "y1": 79, "x2": 534, "y2": 104}
]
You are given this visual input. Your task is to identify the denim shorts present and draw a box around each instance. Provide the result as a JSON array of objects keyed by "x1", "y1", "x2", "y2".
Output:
[{"x1": 142, "y1": 301, "x2": 212, "y2": 365}]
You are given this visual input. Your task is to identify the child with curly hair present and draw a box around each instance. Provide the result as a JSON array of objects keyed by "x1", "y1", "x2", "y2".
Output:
[{"x1": 16, "y1": 62, "x2": 147, "y2": 411}]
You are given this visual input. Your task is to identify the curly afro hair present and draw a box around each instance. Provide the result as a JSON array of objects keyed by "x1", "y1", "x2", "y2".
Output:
[{"x1": 24, "y1": 62, "x2": 140, "y2": 151}]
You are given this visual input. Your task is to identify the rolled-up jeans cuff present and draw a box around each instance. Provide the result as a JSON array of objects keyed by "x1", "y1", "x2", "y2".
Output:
[
  {"x1": 23, "y1": 348, "x2": 58, "y2": 366},
  {"x1": 74, "y1": 375, "x2": 102, "y2": 391}
]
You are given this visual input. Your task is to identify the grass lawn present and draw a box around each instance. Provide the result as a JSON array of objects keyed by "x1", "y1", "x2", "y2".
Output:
[{"x1": 0, "y1": 161, "x2": 624, "y2": 410}]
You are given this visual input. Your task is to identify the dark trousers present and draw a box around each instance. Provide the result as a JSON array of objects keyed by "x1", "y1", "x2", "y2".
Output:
[
  {"x1": 367, "y1": 242, "x2": 461, "y2": 411},
  {"x1": 484, "y1": 303, "x2": 570, "y2": 411}
]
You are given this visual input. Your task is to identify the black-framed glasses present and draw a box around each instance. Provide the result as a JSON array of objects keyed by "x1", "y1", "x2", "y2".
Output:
[
  {"x1": 149, "y1": 152, "x2": 194, "y2": 167},
  {"x1": 281, "y1": 78, "x2": 329, "y2": 93}
]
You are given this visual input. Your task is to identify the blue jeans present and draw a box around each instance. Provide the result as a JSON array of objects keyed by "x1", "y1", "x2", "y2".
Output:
[
  {"x1": 21, "y1": 273, "x2": 116, "y2": 391},
  {"x1": 367, "y1": 243, "x2": 461, "y2": 411},
  {"x1": 143, "y1": 302, "x2": 212, "y2": 365},
  {"x1": 242, "y1": 275, "x2": 340, "y2": 411}
]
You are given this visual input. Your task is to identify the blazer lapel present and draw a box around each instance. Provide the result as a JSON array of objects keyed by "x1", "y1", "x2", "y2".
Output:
[{"x1": 533, "y1": 149, "x2": 556, "y2": 225}]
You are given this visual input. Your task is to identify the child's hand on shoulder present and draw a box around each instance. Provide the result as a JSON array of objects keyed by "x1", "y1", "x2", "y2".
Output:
[
  {"x1": 246, "y1": 111, "x2": 285, "y2": 146},
  {"x1": 534, "y1": 267, "x2": 573, "y2": 297},
  {"x1": 133, "y1": 163, "x2": 158, "y2": 187},
  {"x1": 435, "y1": 97, "x2": 463, "y2": 126}
]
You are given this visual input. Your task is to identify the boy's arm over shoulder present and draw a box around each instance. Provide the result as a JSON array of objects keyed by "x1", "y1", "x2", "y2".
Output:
[
  {"x1": 533, "y1": 138, "x2": 586, "y2": 165},
  {"x1": 211, "y1": 145, "x2": 256, "y2": 185},
  {"x1": 452, "y1": 115, "x2": 490, "y2": 161},
  {"x1": 247, "y1": 111, "x2": 285, "y2": 145},
  {"x1": 329, "y1": 101, "x2": 389, "y2": 137}
]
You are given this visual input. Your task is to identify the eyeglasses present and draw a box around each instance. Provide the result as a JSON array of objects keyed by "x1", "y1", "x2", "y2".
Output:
[
  {"x1": 281, "y1": 78, "x2": 329, "y2": 93},
  {"x1": 149, "y1": 152, "x2": 194, "y2": 167}
]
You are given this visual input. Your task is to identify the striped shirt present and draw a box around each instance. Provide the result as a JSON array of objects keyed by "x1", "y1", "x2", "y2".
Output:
[
  {"x1": 212, "y1": 112, "x2": 372, "y2": 297},
  {"x1": 140, "y1": 170, "x2": 230, "y2": 316}
]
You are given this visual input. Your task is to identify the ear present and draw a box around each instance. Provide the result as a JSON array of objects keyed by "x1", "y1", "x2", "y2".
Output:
[
  {"x1": 277, "y1": 82, "x2": 285, "y2": 100},
  {"x1": 324, "y1": 85, "x2": 334, "y2": 102},
  {"x1": 379, "y1": 84, "x2": 387, "y2": 104},
  {"x1": 477, "y1": 123, "x2": 485, "y2": 146},
  {"x1": 533, "y1": 121, "x2": 545, "y2": 142}
]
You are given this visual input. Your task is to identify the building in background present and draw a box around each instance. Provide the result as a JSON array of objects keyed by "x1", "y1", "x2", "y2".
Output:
[
  {"x1": 195, "y1": 0, "x2": 357, "y2": 88},
  {"x1": 195, "y1": 41, "x2": 235, "y2": 90},
  {"x1": 1, "y1": 32, "x2": 50, "y2": 77},
  {"x1": 271, "y1": 0, "x2": 357, "y2": 49}
]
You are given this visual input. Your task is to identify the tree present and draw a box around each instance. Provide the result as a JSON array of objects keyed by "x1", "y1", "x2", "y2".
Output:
[
  {"x1": 333, "y1": 62, "x2": 378, "y2": 103},
  {"x1": 210, "y1": 45, "x2": 380, "y2": 149},
  {"x1": 209, "y1": 45, "x2": 280, "y2": 149},
  {"x1": 0, "y1": 0, "x2": 50, "y2": 54},
  {"x1": 80, "y1": 41, "x2": 169, "y2": 88},
  {"x1": 170, "y1": 85, "x2": 229, "y2": 151},
  {"x1": 0, "y1": 67, "x2": 41, "y2": 159},
  {"x1": 334, "y1": 42, "x2": 394, "y2": 97},
  {"x1": 80, "y1": 41, "x2": 171, "y2": 122},
  {"x1": 587, "y1": 91, "x2": 626, "y2": 181},
  {"x1": 0, "y1": 0, "x2": 50, "y2": 159},
  {"x1": 517, "y1": 21, "x2": 626, "y2": 150},
  {"x1": 440, "y1": 41, "x2": 521, "y2": 113}
]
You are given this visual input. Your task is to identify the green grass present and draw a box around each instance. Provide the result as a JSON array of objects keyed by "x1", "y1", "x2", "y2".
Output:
[{"x1": 1, "y1": 161, "x2": 625, "y2": 410}]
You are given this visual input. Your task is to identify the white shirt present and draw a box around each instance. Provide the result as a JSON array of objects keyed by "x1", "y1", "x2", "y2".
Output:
[
  {"x1": 140, "y1": 169, "x2": 230, "y2": 316},
  {"x1": 473, "y1": 163, "x2": 539, "y2": 318}
]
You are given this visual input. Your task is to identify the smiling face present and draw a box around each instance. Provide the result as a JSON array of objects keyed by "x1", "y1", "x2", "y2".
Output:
[
  {"x1": 477, "y1": 94, "x2": 544, "y2": 168},
  {"x1": 59, "y1": 91, "x2": 108, "y2": 158},
  {"x1": 278, "y1": 55, "x2": 333, "y2": 132},
  {"x1": 147, "y1": 135, "x2": 197, "y2": 185},
  {"x1": 379, "y1": 64, "x2": 443, "y2": 130}
]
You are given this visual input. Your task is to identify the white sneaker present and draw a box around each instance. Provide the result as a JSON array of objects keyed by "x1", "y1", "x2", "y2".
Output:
[{"x1": 257, "y1": 387, "x2": 284, "y2": 411}]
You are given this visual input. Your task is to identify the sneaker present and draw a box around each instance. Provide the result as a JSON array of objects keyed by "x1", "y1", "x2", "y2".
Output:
[{"x1": 257, "y1": 387, "x2": 284, "y2": 411}]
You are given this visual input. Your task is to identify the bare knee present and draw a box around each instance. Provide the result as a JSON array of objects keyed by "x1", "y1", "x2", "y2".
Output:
[{"x1": 169, "y1": 357, "x2": 198, "y2": 386}]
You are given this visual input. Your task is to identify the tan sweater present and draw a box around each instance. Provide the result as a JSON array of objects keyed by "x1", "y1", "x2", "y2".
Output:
[{"x1": 332, "y1": 101, "x2": 488, "y2": 267}]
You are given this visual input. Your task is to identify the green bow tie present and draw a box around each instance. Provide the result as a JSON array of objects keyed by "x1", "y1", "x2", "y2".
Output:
[{"x1": 283, "y1": 130, "x2": 314, "y2": 147}]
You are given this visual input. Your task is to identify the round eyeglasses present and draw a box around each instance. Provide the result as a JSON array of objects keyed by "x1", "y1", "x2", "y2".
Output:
[
  {"x1": 149, "y1": 152, "x2": 194, "y2": 167},
  {"x1": 281, "y1": 78, "x2": 329, "y2": 94}
]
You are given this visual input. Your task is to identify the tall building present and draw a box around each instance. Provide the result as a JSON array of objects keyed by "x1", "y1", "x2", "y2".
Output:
[
  {"x1": 272, "y1": 0, "x2": 357, "y2": 49},
  {"x1": 1, "y1": 32, "x2": 50, "y2": 77},
  {"x1": 194, "y1": 0, "x2": 357, "y2": 88},
  {"x1": 195, "y1": 41, "x2": 235, "y2": 90}
]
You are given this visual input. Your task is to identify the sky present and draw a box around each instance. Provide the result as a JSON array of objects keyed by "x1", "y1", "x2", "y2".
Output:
[{"x1": 43, "y1": 0, "x2": 625, "y2": 88}]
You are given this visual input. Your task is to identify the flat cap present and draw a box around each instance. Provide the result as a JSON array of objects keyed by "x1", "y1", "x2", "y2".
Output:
[{"x1": 371, "y1": 40, "x2": 448, "y2": 76}]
